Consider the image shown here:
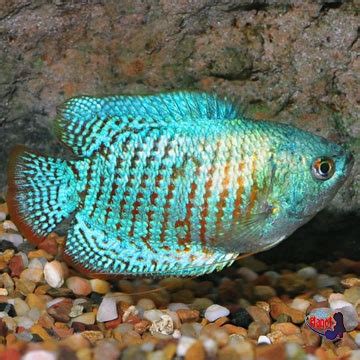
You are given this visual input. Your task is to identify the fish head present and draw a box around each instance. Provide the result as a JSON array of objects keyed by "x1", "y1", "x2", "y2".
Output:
[{"x1": 268, "y1": 125, "x2": 354, "y2": 236}]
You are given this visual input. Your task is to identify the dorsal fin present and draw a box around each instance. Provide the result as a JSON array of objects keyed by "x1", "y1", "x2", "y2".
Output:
[{"x1": 55, "y1": 91, "x2": 241, "y2": 157}]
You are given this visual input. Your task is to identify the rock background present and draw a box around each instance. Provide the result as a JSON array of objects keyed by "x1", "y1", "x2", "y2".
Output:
[{"x1": 0, "y1": 1, "x2": 359, "y2": 257}]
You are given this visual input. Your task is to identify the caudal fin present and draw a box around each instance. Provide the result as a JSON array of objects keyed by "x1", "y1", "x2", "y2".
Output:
[{"x1": 7, "y1": 146, "x2": 80, "y2": 244}]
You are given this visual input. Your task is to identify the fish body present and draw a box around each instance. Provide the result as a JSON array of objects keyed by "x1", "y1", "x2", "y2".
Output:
[{"x1": 7, "y1": 92, "x2": 354, "y2": 277}]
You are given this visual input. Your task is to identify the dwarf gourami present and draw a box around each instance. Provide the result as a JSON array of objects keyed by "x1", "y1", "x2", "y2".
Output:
[{"x1": 7, "y1": 92, "x2": 354, "y2": 277}]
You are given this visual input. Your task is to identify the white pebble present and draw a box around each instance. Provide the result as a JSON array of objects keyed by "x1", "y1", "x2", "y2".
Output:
[
  {"x1": 69, "y1": 304, "x2": 84, "y2": 318},
  {"x1": 297, "y1": 266, "x2": 318, "y2": 279},
  {"x1": 97, "y1": 295, "x2": 118, "y2": 322},
  {"x1": 172, "y1": 329, "x2": 181, "y2": 339},
  {"x1": 330, "y1": 299, "x2": 353, "y2": 310},
  {"x1": 0, "y1": 288, "x2": 8, "y2": 296},
  {"x1": 150, "y1": 314, "x2": 174, "y2": 335},
  {"x1": 339, "y1": 306, "x2": 359, "y2": 331},
  {"x1": 201, "y1": 337, "x2": 218, "y2": 358},
  {"x1": 46, "y1": 297, "x2": 65, "y2": 309},
  {"x1": 176, "y1": 336, "x2": 196, "y2": 357},
  {"x1": 238, "y1": 267, "x2": 258, "y2": 282},
  {"x1": 204, "y1": 304, "x2": 230, "y2": 322},
  {"x1": 313, "y1": 294, "x2": 327, "y2": 302},
  {"x1": 0, "y1": 211, "x2": 6, "y2": 222},
  {"x1": 14, "y1": 316, "x2": 34, "y2": 329},
  {"x1": 22, "y1": 350, "x2": 57, "y2": 360},
  {"x1": 3, "y1": 220, "x2": 18, "y2": 231},
  {"x1": 44, "y1": 260, "x2": 64, "y2": 288},
  {"x1": 258, "y1": 335, "x2": 272, "y2": 344},
  {"x1": 290, "y1": 298, "x2": 310, "y2": 312},
  {"x1": 2, "y1": 233, "x2": 23, "y2": 247},
  {"x1": 28, "y1": 258, "x2": 44, "y2": 269},
  {"x1": 143, "y1": 309, "x2": 164, "y2": 322}
]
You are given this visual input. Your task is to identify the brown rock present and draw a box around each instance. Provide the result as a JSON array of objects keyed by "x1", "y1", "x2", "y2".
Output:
[
  {"x1": 39, "y1": 234, "x2": 59, "y2": 256},
  {"x1": 341, "y1": 277, "x2": 360, "y2": 288},
  {"x1": 185, "y1": 341, "x2": 205, "y2": 360},
  {"x1": 66, "y1": 277, "x2": 92, "y2": 296},
  {"x1": 14, "y1": 278, "x2": 36, "y2": 295},
  {"x1": 81, "y1": 330, "x2": 104, "y2": 344},
  {"x1": 48, "y1": 298, "x2": 73, "y2": 322},
  {"x1": 28, "y1": 249, "x2": 54, "y2": 261},
  {"x1": 176, "y1": 309, "x2": 200, "y2": 323},
  {"x1": 271, "y1": 322, "x2": 300, "y2": 336},
  {"x1": 247, "y1": 321, "x2": 270, "y2": 339},
  {"x1": 134, "y1": 320, "x2": 151, "y2": 334},
  {"x1": 222, "y1": 324, "x2": 247, "y2": 336},
  {"x1": 269, "y1": 297, "x2": 304, "y2": 324},
  {"x1": 267, "y1": 330, "x2": 287, "y2": 344},
  {"x1": 246, "y1": 305, "x2": 271, "y2": 325},
  {"x1": 38, "y1": 313, "x2": 55, "y2": 329},
  {"x1": 8, "y1": 255, "x2": 24, "y2": 277},
  {"x1": 255, "y1": 343, "x2": 286, "y2": 360},
  {"x1": 301, "y1": 325, "x2": 321, "y2": 347},
  {"x1": 60, "y1": 334, "x2": 91, "y2": 351}
]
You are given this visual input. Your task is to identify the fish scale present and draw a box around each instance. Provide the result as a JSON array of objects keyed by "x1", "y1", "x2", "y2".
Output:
[{"x1": 7, "y1": 91, "x2": 353, "y2": 277}]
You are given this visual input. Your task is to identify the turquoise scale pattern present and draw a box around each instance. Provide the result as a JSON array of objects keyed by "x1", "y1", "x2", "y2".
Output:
[
  {"x1": 10, "y1": 152, "x2": 81, "y2": 237},
  {"x1": 10, "y1": 91, "x2": 349, "y2": 277}
]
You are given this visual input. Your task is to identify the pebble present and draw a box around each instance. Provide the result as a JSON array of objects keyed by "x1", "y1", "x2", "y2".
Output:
[
  {"x1": 1, "y1": 233, "x2": 23, "y2": 247},
  {"x1": 96, "y1": 295, "x2": 118, "y2": 322},
  {"x1": 3, "y1": 220, "x2": 18, "y2": 231},
  {"x1": 20, "y1": 268, "x2": 43, "y2": 283},
  {"x1": 22, "y1": 350, "x2": 57, "y2": 360},
  {"x1": 271, "y1": 322, "x2": 301, "y2": 335},
  {"x1": 237, "y1": 267, "x2": 258, "y2": 282},
  {"x1": 253, "y1": 285, "x2": 276, "y2": 300},
  {"x1": 176, "y1": 309, "x2": 199, "y2": 323},
  {"x1": 66, "y1": 276, "x2": 92, "y2": 296},
  {"x1": 168, "y1": 302, "x2": 189, "y2": 312},
  {"x1": 342, "y1": 277, "x2": 360, "y2": 288},
  {"x1": 258, "y1": 335, "x2": 272, "y2": 344},
  {"x1": 317, "y1": 274, "x2": 338, "y2": 288},
  {"x1": 177, "y1": 336, "x2": 197, "y2": 357},
  {"x1": 0, "y1": 211, "x2": 6, "y2": 222},
  {"x1": 246, "y1": 306, "x2": 271, "y2": 326},
  {"x1": 230, "y1": 308, "x2": 253, "y2": 328},
  {"x1": 290, "y1": 298, "x2": 310, "y2": 312},
  {"x1": 137, "y1": 298, "x2": 155, "y2": 311},
  {"x1": 297, "y1": 266, "x2": 318, "y2": 279},
  {"x1": 149, "y1": 314, "x2": 174, "y2": 335},
  {"x1": 269, "y1": 297, "x2": 304, "y2": 324},
  {"x1": 47, "y1": 298, "x2": 73, "y2": 322},
  {"x1": 44, "y1": 260, "x2": 64, "y2": 288},
  {"x1": 191, "y1": 297, "x2": 213, "y2": 311},
  {"x1": 90, "y1": 279, "x2": 110, "y2": 294},
  {"x1": 344, "y1": 286, "x2": 360, "y2": 304},
  {"x1": 143, "y1": 309, "x2": 164, "y2": 322},
  {"x1": 71, "y1": 312, "x2": 96, "y2": 325},
  {"x1": 204, "y1": 304, "x2": 230, "y2": 322},
  {"x1": 15, "y1": 315, "x2": 34, "y2": 329},
  {"x1": 247, "y1": 321, "x2": 270, "y2": 339}
]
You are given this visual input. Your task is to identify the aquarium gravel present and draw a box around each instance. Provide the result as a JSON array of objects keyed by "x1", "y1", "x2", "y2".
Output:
[{"x1": 1, "y1": 200, "x2": 360, "y2": 360}]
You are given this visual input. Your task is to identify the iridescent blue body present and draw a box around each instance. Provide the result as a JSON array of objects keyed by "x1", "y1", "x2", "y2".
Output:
[{"x1": 7, "y1": 92, "x2": 353, "y2": 277}]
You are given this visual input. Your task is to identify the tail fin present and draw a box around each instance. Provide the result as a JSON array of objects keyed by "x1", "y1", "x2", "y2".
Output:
[{"x1": 7, "y1": 146, "x2": 80, "y2": 244}]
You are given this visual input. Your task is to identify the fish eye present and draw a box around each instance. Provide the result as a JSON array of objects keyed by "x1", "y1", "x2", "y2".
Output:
[{"x1": 311, "y1": 157, "x2": 335, "y2": 180}]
